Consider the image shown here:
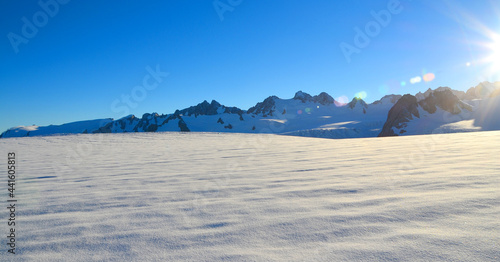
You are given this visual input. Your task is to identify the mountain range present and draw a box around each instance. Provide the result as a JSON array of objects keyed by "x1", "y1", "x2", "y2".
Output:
[{"x1": 2, "y1": 81, "x2": 500, "y2": 139}]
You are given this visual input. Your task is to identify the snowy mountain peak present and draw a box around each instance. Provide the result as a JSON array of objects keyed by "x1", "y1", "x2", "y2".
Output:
[
  {"x1": 372, "y1": 94, "x2": 402, "y2": 105},
  {"x1": 293, "y1": 91, "x2": 335, "y2": 105},
  {"x1": 347, "y1": 97, "x2": 368, "y2": 110},
  {"x1": 314, "y1": 92, "x2": 335, "y2": 105},
  {"x1": 419, "y1": 88, "x2": 471, "y2": 114},
  {"x1": 293, "y1": 91, "x2": 313, "y2": 102},
  {"x1": 435, "y1": 86, "x2": 451, "y2": 92},
  {"x1": 177, "y1": 99, "x2": 228, "y2": 117},
  {"x1": 2, "y1": 82, "x2": 500, "y2": 139},
  {"x1": 378, "y1": 94, "x2": 420, "y2": 136},
  {"x1": 416, "y1": 86, "x2": 467, "y2": 101},
  {"x1": 247, "y1": 96, "x2": 278, "y2": 116},
  {"x1": 464, "y1": 81, "x2": 500, "y2": 100},
  {"x1": 379, "y1": 89, "x2": 475, "y2": 137}
]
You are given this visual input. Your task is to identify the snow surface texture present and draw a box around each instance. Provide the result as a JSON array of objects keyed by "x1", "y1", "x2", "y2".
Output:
[{"x1": 1, "y1": 132, "x2": 499, "y2": 261}]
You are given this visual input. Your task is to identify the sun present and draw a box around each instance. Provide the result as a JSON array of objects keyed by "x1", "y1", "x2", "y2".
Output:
[
  {"x1": 482, "y1": 33, "x2": 500, "y2": 78},
  {"x1": 476, "y1": 31, "x2": 500, "y2": 79}
]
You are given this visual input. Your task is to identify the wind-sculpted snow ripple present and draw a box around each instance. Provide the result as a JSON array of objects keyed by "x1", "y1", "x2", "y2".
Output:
[{"x1": 0, "y1": 132, "x2": 498, "y2": 261}]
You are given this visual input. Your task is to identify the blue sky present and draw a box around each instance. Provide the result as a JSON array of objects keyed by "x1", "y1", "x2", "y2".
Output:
[{"x1": 1, "y1": 0, "x2": 499, "y2": 132}]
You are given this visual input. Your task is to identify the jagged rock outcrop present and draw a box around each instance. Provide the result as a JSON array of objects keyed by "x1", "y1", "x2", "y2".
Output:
[
  {"x1": 419, "y1": 89, "x2": 471, "y2": 114},
  {"x1": 2, "y1": 84, "x2": 499, "y2": 139},
  {"x1": 247, "y1": 96, "x2": 277, "y2": 117},
  {"x1": 378, "y1": 94, "x2": 420, "y2": 136},
  {"x1": 178, "y1": 100, "x2": 221, "y2": 117},
  {"x1": 134, "y1": 113, "x2": 160, "y2": 132},
  {"x1": 293, "y1": 91, "x2": 313, "y2": 103},
  {"x1": 293, "y1": 91, "x2": 335, "y2": 105},
  {"x1": 464, "y1": 82, "x2": 500, "y2": 100},
  {"x1": 379, "y1": 89, "x2": 474, "y2": 137},
  {"x1": 178, "y1": 118, "x2": 190, "y2": 132},
  {"x1": 347, "y1": 98, "x2": 368, "y2": 109}
]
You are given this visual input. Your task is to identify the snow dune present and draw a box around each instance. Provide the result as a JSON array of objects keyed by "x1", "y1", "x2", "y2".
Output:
[{"x1": 1, "y1": 132, "x2": 499, "y2": 261}]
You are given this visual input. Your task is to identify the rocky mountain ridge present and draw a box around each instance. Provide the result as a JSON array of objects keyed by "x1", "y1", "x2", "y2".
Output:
[{"x1": 2, "y1": 81, "x2": 499, "y2": 139}]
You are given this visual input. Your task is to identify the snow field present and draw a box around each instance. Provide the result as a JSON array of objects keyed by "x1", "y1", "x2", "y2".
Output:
[{"x1": 0, "y1": 132, "x2": 499, "y2": 261}]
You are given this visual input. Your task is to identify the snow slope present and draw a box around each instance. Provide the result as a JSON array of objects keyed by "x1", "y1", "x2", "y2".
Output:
[
  {"x1": 0, "y1": 119, "x2": 113, "y2": 138},
  {"x1": 1, "y1": 132, "x2": 499, "y2": 261}
]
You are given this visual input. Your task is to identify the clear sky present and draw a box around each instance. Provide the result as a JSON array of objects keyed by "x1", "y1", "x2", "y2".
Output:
[{"x1": 1, "y1": 0, "x2": 499, "y2": 132}]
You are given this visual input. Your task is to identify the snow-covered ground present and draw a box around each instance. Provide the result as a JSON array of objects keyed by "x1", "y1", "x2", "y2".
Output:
[{"x1": 1, "y1": 132, "x2": 499, "y2": 261}]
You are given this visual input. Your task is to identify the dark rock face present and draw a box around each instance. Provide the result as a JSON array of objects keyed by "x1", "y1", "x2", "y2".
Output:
[
  {"x1": 178, "y1": 118, "x2": 190, "y2": 132},
  {"x1": 347, "y1": 98, "x2": 368, "y2": 109},
  {"x1": 224, "y1": 106, "x2": 244, "y2": 115},
  {"x1": 419, "y1": 89, "x2": 471, "y2": 114},
  {"x1": 134, "y1": 113, "x2": 159, "y2": 132},
  {"x1": 378, "y1": 94, "x2": 420, "y2": 137},
  {"x1": 293, "y1": 91, "x2": 313, "y2": 103},
  {"x1": 93, "y1": 122, "x2": 113, "y2": 133},
  {"x1": 421, "y1": 89, "x2": 458, "y2": 113},
  {"x1": 314, "y1": 92, "x2": 335, "y2": 105},
  {"x1": 89, "y1": 99, "x2": 243, "y2": 134},
  {"x1": 146, "y1": 124, "x2": 158, "y2": 132},
  {"x1": 379, "y1": 90, "x2": 474, "y2": 137},
  {"x1": 178, "y1": 100, "x2": 221, "y2": 117},
  {"x1": 176, "y1": 100, "x2": 244, "y2": 118},
  {"x1": 247, "y1": 96, "x2": 277, "y2": 116},
  {"x1": 293, "y1": 91, "x2": 335, "y2": 105},
  {"x1": 161, "y1": 114, "x2": 180, "y2": 126}
]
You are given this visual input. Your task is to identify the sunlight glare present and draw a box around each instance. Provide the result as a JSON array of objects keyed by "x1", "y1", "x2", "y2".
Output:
[{"x1": 483, "y1": 32, "x2": 500, "y2": 78}]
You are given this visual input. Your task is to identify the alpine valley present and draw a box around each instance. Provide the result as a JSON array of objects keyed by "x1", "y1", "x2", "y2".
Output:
[{"x1": 2, "y1": 81, "x2": 500, "y2": 139}]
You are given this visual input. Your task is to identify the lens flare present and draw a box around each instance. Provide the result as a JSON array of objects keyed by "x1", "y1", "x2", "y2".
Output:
[
  {"x1": 486, "y1": 35, "x2": 500, "y2": 75},
  {"x1": 334, "y1": 96, "x2": 348, "y2": 107},
  {"x1": 297, "y1": 110, "x2": 303, "y2": 115},
  {"x1": 423, "y1": 73, "x2": 435, "y2": 82},
  {"x1": 410, "y1": 76, "x2": 422, "y2": 84},
  {"x1": 305, "y1": 108, "x2": 312, "y2": 114},
  {"x1": 354, "y1": 91, "x2": 367, "y2": 100},
  {"x1": 476, "y1": 34, "x2": 500, "y2": 80}
]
